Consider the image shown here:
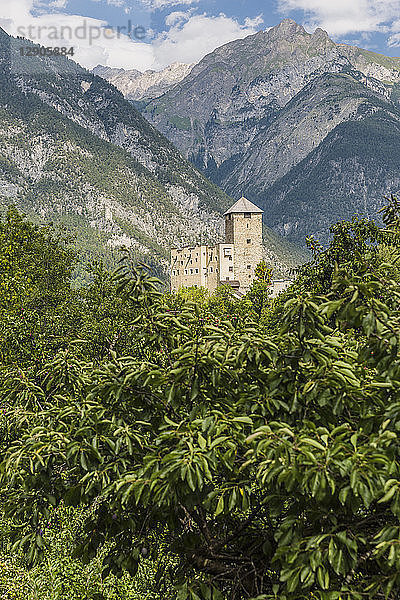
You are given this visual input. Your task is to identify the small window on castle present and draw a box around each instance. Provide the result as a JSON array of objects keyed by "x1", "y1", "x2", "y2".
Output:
[
  {"x1": 247, "y1": 239, "x2": 251, "y2": 244},
  {"x1": 224, "y1": 248, "x2": 231, "y2": 257},
  {"x1": 172, "y1": 270, "x2": 175, "y2": 276},
  {"x1": 229, "y1": 256, "x2": 232, "y2": 261},
  {"x1": 229, "y1": 266, "x2": 233, "y2": 272},
  {"x1": 247, "y1": 265, "x2": 251, "y2": 269},
  {"x1": 177, "y1": 270, "x2": 180, "y2": 275},
  {"x1": 244, "y1": 213, "x2": 251, "y2": 218},
  {"x1": 210, "y1": 267, "x2": 213, "y2": 273},
  {"x1": 190, "y1": 269, "x2": 193, "y2": 274},
  {"x1": 184, "y1": 269, "x2": 188, "y2": 275},
  {"x1": 181, "y1": 261, "x2": 184, "y2": 265},
  {"x1": 216, "y1": 268, "x2": 218, "y2": 273},
  {"x1": 195, "y1": 268, "x2": 199, "y2": 274}
]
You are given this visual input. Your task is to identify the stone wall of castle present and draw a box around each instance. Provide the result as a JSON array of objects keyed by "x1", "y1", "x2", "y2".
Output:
[
  {"x1": 170, "y1": 243, "x2": 236, "y2": 293},
  {"x1": 224, "y1": 212, "x2": 263, "y2": 293},
  {"x1": 170, "y1": 199, "x2": 269, "y2": 295},
  {"x1": 170, "y1": 245, "x2": 207, "y2": 290}
]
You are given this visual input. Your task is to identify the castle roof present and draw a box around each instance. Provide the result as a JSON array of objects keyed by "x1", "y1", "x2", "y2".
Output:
[{"x1": 224, "y1": 197, "x2": 263, "y2": 215}]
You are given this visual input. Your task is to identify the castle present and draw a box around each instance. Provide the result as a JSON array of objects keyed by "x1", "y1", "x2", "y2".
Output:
[{"x1": 170, "y1": 197, "x2": 268, "y2": 295}]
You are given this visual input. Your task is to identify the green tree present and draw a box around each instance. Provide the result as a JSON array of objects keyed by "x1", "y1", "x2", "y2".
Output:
[
  {"x1": 0, "y1": 206, "x2": 75, "y2": 310},
  {"x1": 3, "y1": 203, "x2": 400, "y2": 600},
  {"x1": 0, "y1": 207, "x2": 78, "y2": 366},
  {"x1": 246, "y1": 261, "x2": 273, "y2": 321}
]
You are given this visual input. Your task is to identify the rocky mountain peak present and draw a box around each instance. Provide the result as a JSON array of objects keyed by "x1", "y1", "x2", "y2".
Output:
[
  {"x1": 309, "y1": 26, "x2": 335, "y2": 51},
  {"x1": 140, "y1": 18, "x2": 400, "y2": 249},
  {"x1": 92, "y1": 62, "x2": 194, "y2": 101},
  {"x1": 312, "y1": 27, "x2": 329, "y2": 40},
  {"x1": 92, "y1": 65, "x2": 128, "y2": 78},
  {"x1": 267, "y1": 18, "x2": 308, "y2": 40}
]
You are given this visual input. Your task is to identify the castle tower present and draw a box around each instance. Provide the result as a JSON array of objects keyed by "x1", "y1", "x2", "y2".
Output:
[{"x1": 224, "y1": 197, "x2": 264, "y2": 291}]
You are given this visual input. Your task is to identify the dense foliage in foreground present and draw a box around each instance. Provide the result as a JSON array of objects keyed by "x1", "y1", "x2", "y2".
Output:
[{"x1": 1, "y1": 201, "x2": 400, "y2": 599}]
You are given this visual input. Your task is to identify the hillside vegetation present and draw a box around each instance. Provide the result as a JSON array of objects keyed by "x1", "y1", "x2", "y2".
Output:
[{"x1": 1, "y1": 197, "x2": 400, "y2": 599}]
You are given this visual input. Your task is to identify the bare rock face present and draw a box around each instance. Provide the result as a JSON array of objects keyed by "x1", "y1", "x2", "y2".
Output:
[
  {"x1": 142, "y1": 19, "x2": 400, "y2": 244},
  {"x1": 92, "y1": 62, "x2": 195, "y2": 101}
]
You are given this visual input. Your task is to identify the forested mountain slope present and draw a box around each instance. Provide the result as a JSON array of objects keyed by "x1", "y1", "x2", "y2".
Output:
[{"x1": 0, "y1": 28, "x2": 305, "y2": 279}]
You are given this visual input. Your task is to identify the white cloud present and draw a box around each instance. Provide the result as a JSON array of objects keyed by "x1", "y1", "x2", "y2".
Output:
[
  {"x1": 153, "y1": 12, "x2": 264, "y2": 68},
  {"x1": 0, "y1": 1, "x2": 264, "y2": 72},
  {"x1": 278, "y1": 0, "x2": 400, "y2": 37},
  {"x1": 0, "y1": 0, "x2": 156, "y2": 71},
  {"x1": 388, "y1": 18, "x2": 400, "y2": 46},
  {"x1": 165, "y1": 10, "x2": 192, "y2": 26},
  {"x1": 388, "y1": 34, "x2": 400, "y2": 47},
  {"x1": 140, "y1": 0, "x2": 199, "y2": 9},
  {"x1": 49, "y1": 0, "x2": 68, "y2": 8},
  {"x1": 1, "y1": 0, "x2": 32, "y2": 21},
  {"x1": 88, "y1": 0, "x2": 130, "y2": 6},
  {"x1": 244, "y1": 15, "x2": 264, "y2": 29}
]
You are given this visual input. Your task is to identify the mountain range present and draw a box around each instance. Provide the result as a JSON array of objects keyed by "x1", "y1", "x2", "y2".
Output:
[
  {"x1": 92, "y1": 62, "x2": 194, "y2": 101},
  {"x1": 0, "y1": 28, "x2": 303, "y2": 282},
  {"x1": 139, "y1": 19, "x2": 400, "y2": 244},
  {"x1": 4, "y1": 17, "x2": 398, "y2": 280}
]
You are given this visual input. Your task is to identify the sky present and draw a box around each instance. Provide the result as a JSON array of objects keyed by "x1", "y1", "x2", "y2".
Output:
[{"x1": 1, "y1": 0, "x2": 400, "y2": 72}]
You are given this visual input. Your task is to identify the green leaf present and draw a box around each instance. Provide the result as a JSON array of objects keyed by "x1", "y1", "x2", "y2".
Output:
[
  {"x1": 215, "y1": 494, "x2": 224, "y2": 516},
  {"x1": 232, "y1": 416, "x2": 253, "y2": 425},
  {"x1": 379, "y1": 485, "x2": 398, "y2": 504}
]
